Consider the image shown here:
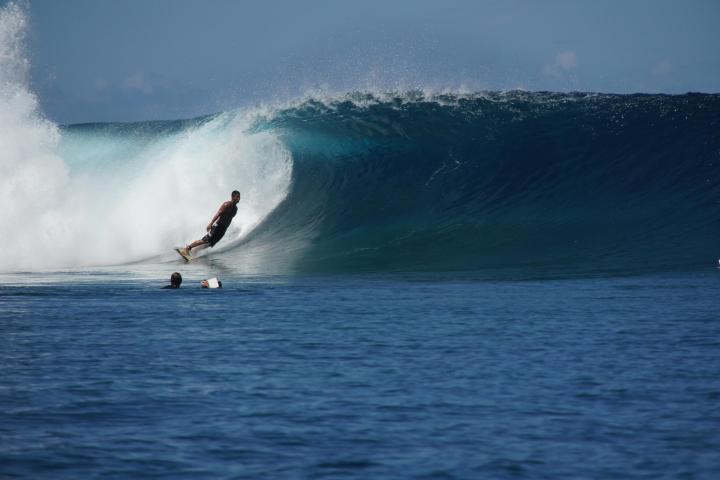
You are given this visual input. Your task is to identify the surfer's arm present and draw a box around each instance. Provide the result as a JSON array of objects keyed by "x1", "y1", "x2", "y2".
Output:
[{"x1": 207, "y1": 201, "x2": 230, "y2": 230}]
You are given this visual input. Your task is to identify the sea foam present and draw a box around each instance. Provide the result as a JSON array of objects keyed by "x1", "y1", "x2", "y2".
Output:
[{"x1": 0, "y1": 3, "x2": 292, "y2": 271}]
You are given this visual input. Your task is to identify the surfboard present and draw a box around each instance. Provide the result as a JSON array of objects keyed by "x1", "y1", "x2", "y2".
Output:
[{"x1": 174, "y1": 247, "x2": 192, "y2": 262}]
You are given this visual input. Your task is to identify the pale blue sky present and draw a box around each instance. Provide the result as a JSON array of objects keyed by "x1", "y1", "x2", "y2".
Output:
[{"x1": 16, "y1": 0, "x2": 720, "y2": 123}]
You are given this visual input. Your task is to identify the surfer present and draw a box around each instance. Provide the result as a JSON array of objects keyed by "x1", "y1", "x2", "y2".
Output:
[{"x1": 181, "y1": 190, "x2": 241, "y2": 257}]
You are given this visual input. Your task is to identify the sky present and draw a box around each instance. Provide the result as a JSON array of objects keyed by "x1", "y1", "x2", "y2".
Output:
[{"x1": 11, "y1": 0, "x2": 720, "y2": 123}]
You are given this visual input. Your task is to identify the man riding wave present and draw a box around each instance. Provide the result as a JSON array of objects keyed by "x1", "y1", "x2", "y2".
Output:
[{"x1": 181, "y1": 190, "x2": 240, "y2": 257}]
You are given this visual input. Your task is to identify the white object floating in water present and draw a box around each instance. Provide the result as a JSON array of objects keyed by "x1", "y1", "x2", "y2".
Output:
[{"x1": 202, "y1": 277, "x2": 222, "y2": 288}]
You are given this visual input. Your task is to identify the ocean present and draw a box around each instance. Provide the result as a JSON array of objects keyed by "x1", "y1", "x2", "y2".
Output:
[
  {"x1": 3, "y1": 6, "x2": 720, "y2": 476},
  {"x1": 1, "y1": 271, "x2": 719, "y2": 478}
]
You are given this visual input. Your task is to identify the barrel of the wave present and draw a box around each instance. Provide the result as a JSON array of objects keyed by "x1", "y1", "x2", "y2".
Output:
[{"x1": 255, "y1": 92, "x2": 720, "y2": 276}]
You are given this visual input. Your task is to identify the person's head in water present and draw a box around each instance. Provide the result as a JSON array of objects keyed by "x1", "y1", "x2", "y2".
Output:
[
  {"x1": 170, "y1": 272, "x2": 182, "y2": 288},
  {"x1": 231, "y1": 190, "x2": 241, "y2": 204}
]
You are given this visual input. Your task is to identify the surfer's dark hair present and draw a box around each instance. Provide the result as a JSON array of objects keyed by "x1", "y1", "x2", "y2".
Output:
[
  {"x1": 231, "y1": 190, "x2": 240, "y2": 197},
  {"x1": 170, "y1": 272, "x2": 182, "y2": 287}
]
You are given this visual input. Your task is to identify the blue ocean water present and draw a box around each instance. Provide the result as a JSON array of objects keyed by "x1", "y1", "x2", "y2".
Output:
[{"x1": 1, "y1": 270, "x2": 719, "y2": 479}]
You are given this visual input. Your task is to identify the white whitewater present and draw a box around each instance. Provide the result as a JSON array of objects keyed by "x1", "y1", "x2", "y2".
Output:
[{"x1": 0, "y1": 4, "x2": 292, "y2": 272}]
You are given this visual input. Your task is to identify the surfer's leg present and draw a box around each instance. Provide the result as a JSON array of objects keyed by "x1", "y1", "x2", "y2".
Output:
[
  {"x1": 186, "y1": 239, "x2": 208, "y2": 254},
  {"x1": 187, "y1": 226, "x2": 220, "y2": 253}
]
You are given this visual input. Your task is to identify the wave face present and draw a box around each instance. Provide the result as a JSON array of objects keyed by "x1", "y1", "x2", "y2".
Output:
[{"x1": 239, "y1": 92, "x2": 720, "y2": 275}]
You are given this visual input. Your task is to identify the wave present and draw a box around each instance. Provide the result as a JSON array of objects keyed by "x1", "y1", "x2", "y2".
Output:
[
  {"x1": 5, "y1": 88, "x2": 720, "y2": 276},
  {"x1": 3, "y1": 3, "x2": 719, "y2": 276},
  {"x1": 237, "y1": 91, "x2": 720, "y2": 276}
]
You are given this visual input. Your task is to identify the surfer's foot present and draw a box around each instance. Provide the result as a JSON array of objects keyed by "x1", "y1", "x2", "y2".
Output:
[{"x1": 182, "y1": 247, "x2": 190, "y2": 256}]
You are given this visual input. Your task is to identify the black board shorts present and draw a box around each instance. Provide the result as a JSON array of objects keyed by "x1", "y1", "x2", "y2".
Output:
[{"x1": 202, "y1": 224, "x2": 228, "y2": 247}]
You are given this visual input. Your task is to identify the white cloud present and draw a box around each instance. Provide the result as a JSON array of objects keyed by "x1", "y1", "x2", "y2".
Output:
[
  {"x1": 543, "y1": 51, "x2": 578, "y2": 78},
  {"x1": 123, "y1": 72, "x2": 153, "y2": 94}
]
